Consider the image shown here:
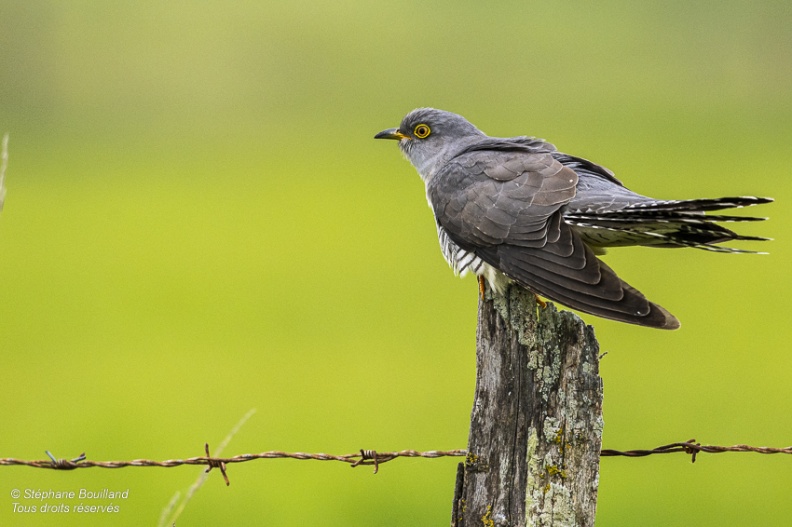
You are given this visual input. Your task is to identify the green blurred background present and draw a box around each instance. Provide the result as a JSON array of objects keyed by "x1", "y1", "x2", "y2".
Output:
[{"x1": 1, "y1": 1, "x2": 790, "y2": 525}]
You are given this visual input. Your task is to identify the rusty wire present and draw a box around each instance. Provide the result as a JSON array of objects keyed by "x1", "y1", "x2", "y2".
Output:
[
  {"x1": 600, "y1": 439, "x2": 792, "y2": 463},
  {"x1": 0, "y1": 447, "x2": 468, "y2": 483},
  {"x1": 2, "y1": 440, "x2": 790, "y2": 484}
]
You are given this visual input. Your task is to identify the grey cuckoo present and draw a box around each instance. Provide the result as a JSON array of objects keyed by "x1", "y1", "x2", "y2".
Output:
[{"x1": 375, "y1": 108, "x2": 772, "y2": 330}]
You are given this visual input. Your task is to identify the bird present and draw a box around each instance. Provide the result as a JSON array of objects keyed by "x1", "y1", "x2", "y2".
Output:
[{"x1": 374, "y1": 108, "x2": 772, "y2": 330}]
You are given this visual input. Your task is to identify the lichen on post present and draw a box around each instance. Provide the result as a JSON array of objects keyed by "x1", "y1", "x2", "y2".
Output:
[{"x1": 452, "y1": 283, "x2": 603, "y2": 527}]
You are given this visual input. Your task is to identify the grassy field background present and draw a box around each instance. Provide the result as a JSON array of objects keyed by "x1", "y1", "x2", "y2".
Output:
[{"x1": 1, "y1": 2, "x2": 791, "y2": 525}]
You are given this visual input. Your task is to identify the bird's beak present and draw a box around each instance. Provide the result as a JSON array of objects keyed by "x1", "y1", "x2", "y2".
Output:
[{"x1": 374, "y1": 128, "x2": 409, "y2": 141}]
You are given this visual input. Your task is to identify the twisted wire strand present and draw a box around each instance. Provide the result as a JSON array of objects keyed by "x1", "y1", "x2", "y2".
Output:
[{"x1": 3, "y1": 440, "x2": 790, "y2": 481}]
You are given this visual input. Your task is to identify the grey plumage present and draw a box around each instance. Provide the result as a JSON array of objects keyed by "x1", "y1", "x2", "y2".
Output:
[{"x1": 375, "y1": 108, "x2": 772, "y2": 330}]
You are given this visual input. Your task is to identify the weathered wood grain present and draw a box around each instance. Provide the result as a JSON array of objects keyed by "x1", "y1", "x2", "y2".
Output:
[{"x1": 453, "y1": 284, "x2": 603, "y2": 527}]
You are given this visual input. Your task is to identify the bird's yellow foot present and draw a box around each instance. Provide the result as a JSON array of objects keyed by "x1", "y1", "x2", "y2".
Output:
[
  {"x1": 535, "y1": 294, "x2": 547, "y2": 309},
  {"x1": 478, "y1": 275, "x2": 486, "y2": 300}
]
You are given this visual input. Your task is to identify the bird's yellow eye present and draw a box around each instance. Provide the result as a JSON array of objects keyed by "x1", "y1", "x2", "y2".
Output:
[{"x1": 413, "y1": 124, "x2": 431, "y2": 139}]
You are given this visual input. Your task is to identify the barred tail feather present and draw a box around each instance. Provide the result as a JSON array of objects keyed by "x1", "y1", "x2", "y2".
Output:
[
  {"x1": 565, "y1": 195, "x2": 773, "y2": 253},
  {"x1": 624, "y1": 196, "x2": 773, "y2": 212}
]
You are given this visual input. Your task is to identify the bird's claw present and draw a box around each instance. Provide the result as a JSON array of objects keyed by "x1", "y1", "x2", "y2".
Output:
[{"x1": 535, "y1": 294, "x2": 547, "y2": 309}]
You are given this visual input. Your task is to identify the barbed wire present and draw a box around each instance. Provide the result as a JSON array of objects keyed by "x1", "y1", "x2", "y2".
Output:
[
  {"x1": 0, "y1": 446, "x2": 468, "y2": 482},
  {"x1": 600, "y1": 439, "x2": 792, "y2": 463},
  {"x1": 2, "y1": 439, "x2": 790, "y2": 484}
]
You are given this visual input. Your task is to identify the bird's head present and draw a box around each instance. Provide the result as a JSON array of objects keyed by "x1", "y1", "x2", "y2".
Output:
[{"x1": 375, "y1": 108, "x2": 485, "y2": 180}]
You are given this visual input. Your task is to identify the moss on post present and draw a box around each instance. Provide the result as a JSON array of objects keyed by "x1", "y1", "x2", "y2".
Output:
[{"x1": 452, "y1": 283, "x2": 603, "y2": 527}]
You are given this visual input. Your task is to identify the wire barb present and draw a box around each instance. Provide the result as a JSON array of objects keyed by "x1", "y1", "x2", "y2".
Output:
[
  {"x1": 43, "y1": 451, "x2": 86, "y2": 470},
  {"x1": 350, "y1": 449, "x2": 399, "y2": 474},
  {"x1": 204, "y1": 443, "x2": 230, "y2": 486}
]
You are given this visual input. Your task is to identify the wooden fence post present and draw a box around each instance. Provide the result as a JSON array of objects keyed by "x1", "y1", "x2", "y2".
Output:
[{"x1": 452, "y1": 283, "x2": 603, "y2": 527}]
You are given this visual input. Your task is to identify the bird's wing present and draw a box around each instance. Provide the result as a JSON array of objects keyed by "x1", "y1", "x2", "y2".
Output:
[
  {"x1": 553, "y1": 152, "x2": 625, "y2": 187},
  {"x1": 431, "y1": 148, "x2": 578, "y2": 248},
  {"x1": 429, "y1": 148, "x2": 679, "y2": 329}
]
